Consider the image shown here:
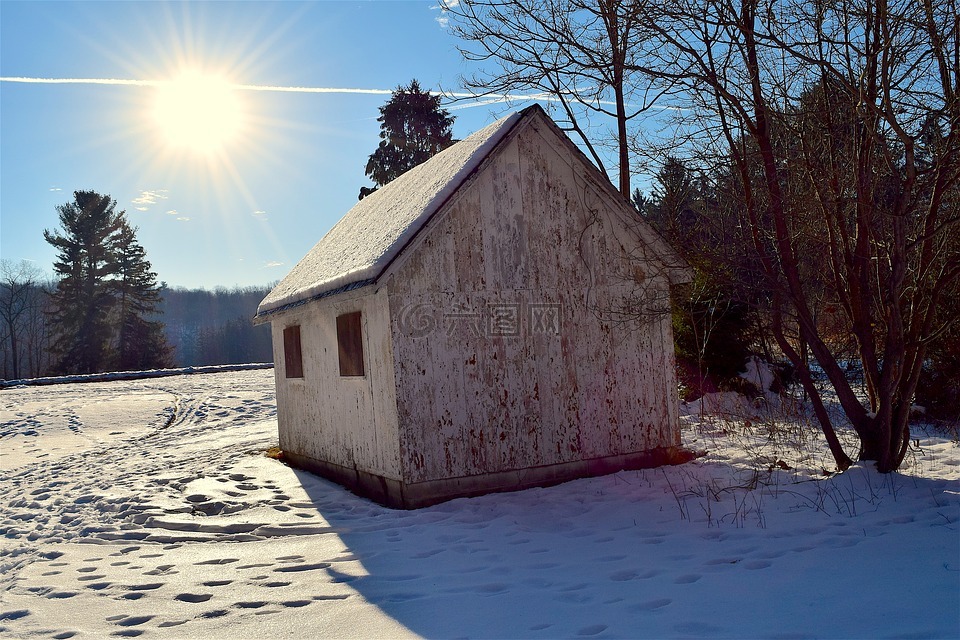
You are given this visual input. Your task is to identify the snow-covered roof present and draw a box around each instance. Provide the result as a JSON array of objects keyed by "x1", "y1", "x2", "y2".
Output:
[{"x1": 256, "y1": 108, "x2": 527, "y2": 318}]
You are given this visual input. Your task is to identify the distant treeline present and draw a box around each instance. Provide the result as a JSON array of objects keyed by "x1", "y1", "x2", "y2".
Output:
[
  {"x1": 160, "y1": 285, "x2": 274, "y2": 367},
  {"x1": 1, "y1": 272, "x2": 275, "y2": 380}
]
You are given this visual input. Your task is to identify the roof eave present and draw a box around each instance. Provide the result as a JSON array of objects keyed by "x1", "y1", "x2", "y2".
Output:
[{"x1": 253, "y1": 278, "x2": 376, "y2": 324}]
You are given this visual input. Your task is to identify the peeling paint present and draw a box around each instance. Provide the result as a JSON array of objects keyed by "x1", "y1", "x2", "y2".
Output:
[{"x1": 270, "y1": 112, "x2": 685, "y2": 504}]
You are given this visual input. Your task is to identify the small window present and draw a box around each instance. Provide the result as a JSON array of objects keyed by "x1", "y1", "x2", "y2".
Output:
[
  {"x1": 337, "y1": 311, "x2": 365, "y2": 377},
  {"x1": 283, "y1": 325, "x2": 303, "y2": 379}
]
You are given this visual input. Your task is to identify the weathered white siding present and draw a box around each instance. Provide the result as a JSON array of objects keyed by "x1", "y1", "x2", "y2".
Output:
[
  {"x1": 271, "y1": 287, "x2": 401, "y2": 480},
  {"x1": 385, "y1": 120, "x2": 681, "y2": 485}
]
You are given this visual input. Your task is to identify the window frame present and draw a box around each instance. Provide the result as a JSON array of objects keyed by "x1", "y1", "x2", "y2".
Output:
[
  {"x1": 336, "y1": 311, "x2": 365, "y2": 377},
  {"x1": 282, "y1": 324, "x2": 304, "y2": 379}
]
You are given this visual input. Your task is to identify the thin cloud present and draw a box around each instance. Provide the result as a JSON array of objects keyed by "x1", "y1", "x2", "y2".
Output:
[
  {"x1": 265, "y1": 261, "x2": 284, "y2": 268},
  {"x1": 132, "y1": 189, "x2": 169, "y2": 208},
  {"x1": 432, "y1": 0, "x2": 458, "y2": 28},
  {"x1": 49, "y1": 186, "x2": 62, "y2": 192}
]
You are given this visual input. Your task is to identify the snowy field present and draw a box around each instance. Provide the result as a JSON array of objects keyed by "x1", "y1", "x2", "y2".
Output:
[{"x1": 1, "y1": 368, "x2": 957, "y2": 639}]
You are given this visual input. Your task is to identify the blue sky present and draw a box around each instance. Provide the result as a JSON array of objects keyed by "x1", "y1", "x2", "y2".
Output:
[{"x1": 0, "y1": 1, "x2": 625, "y2": 290}]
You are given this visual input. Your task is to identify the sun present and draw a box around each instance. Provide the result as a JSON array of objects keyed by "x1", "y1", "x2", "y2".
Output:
[{"x1": 153, "y1": 71, "x2": 244, "y2": 153}]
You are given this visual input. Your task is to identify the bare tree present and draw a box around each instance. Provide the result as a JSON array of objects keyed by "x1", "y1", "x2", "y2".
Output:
[
  {"x1": 621, "y1": 0, "x2": 959, "y2": 471},
  {"x1": 0, "y1": 259, "x2": 47, "y2": 379},
  {"x1": 441, "y1": 0, "x2": 670, "y2": 196},
  {"x1": 446, "y1": 0, "x2": 958, "y2": 471}
]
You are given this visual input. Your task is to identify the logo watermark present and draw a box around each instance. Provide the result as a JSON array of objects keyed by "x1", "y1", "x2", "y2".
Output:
[{"x1": 397, "y1": 301, "x2": 562, "y2": 338}]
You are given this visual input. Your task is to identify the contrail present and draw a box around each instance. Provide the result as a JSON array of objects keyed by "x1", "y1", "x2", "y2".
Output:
[
  {"x1": 0, "y1": 77, "x2": 162, "y2": 87},
  {"x1": 0, "y1": 76, "x2": 681, "y2": 111},
  {"x1": 0, "y1": 76, "x2": 396, "y2": 94},
  {"x1": 0, "y1": 76, "x2": 577, "y2": 105},
  {"x1": 233, "y1": 84, "x2": 393, "y2": 95}
]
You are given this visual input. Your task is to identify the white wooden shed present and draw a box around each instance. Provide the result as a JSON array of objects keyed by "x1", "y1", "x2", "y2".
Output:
[{"x1": 255, "y1": 105, "x2": 692, "y2": 508}]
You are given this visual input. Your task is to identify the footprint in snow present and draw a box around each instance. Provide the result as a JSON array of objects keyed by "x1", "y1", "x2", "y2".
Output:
[
  {"x1": 577, "y1": 624, "x2": 608, "y2": 636},
  {"x1": 273, "y1": 562, "x2": 331, "y2": 573},
  {"x1": 281, "y1": 600, "x2": 313, "y2": 608},
  {"x1": 704, "y1": 557, "x2": 741, "y2": 567},
  {"x1": 0, "y1": 610, "x2": 30, "y2": 621},
  {"x1": 609, "y1": 570, "x2": 639, "y2": 582},
  {"x1": 157, "y1": 620, "x2": 187, "y2": 628},
  {"x1": 194, "y1": 558, "x2": 238, "y2": 566},
  {"x1": 632, "y1": 598, "x2": 672, "y2": 611},
  {"x1": 175, "y1": 593, "x2": 212, "y2": 603},
  {"x1": 143, "y1": 564, "x2": 177, "y2": 576},
  {"x1": 114, "y1": 615, "x2": 153, "y2": 627},
  {"x1": 474, "y1": 583, "x2": 508, "y2": 594},
  {"x1": 202, "y1": 580, "x2": 232, "y2": 587},
  {"x1": 595, "y1": 554, "x2": 626, "y2": 562},
  {"x1": 200, "y1": 609, "x2": 229, "y2": 619}
]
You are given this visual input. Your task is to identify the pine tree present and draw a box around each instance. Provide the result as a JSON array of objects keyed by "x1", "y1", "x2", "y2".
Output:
[
  {"x1": 113, "y1": 220, "x2": 171, "y2": 371},
  {"x1": 361, "y1": 80, "x2": 455, "y2": 198},
  {"x1": 44, "y1": 191, "x2": 124, "y2": 374},
  {"x1": 44, "y1": 191, "x2": 171, "y2": 374},
  {"x1": 644, "y1": 158, "x2": 753, "y2": 399}
]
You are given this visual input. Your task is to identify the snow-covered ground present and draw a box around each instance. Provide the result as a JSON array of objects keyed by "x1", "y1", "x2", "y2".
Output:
[{"x1": 1, "y1": 368, "x2": 957, "y2": 639}]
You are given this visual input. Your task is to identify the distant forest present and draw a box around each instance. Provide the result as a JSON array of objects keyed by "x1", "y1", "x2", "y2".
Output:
[
  {"x1": 0, "y1": 277, "x2": 274, "y2": 380},
  {"x1": 159, "y1": 285, "x2": 274, "y2": 367}
]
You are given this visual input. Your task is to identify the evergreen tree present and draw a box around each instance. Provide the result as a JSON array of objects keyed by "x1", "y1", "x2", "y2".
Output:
[
  {"x1": 361, "y1": 80, "x2": 455, "y2": 198},
  {"x1": 44, "y1": 191, "x2": 123, "y2": 374},
  {"x1": 643, "y1": 158, "x2": 753, "y2": 399},
  {"x1": 113, "y1": 220, "x2": 171, "y2": 371},
  {"x1": 44, "y1": 191, "x2": 171, "y2": 374}
]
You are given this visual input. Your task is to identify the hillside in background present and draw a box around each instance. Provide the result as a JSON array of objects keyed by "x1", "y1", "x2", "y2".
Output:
[{"x1": 159, "y1": 285, "x2": 274, "y2": 367}]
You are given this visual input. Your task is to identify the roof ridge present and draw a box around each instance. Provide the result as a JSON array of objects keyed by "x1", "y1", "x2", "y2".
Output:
[{"x1": 256, "y1": 107, "x2": 532, "y2": 317}]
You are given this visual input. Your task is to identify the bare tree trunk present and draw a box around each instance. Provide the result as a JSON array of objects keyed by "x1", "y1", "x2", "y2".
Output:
[{"x1": 621, "y1": 0, "x2": 959, "y2": 471}]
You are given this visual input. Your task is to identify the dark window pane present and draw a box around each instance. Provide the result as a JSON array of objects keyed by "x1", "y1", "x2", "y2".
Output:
[
  {"x1": 337, "y1": 312, "x2": 364, "y2": 377},
  {"x1": 283, "y1": 325, "x2": 303, "y2": 379}
]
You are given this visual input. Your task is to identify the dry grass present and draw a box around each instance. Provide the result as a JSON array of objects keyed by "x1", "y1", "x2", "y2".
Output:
[{"x1": 264, "y1": 445, "x2": 284, "y2": 461}]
